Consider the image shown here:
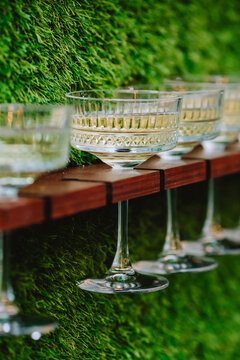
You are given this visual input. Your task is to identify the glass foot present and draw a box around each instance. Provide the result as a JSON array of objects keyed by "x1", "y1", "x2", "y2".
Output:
[
  {"x1": 103, "y1": 160, "x2": 139, "y2": 170},
  {"x1": 222, "y1": 228, "x2": 240, "y2": 242},
  {"x1": 0, "y1": 315, "x2": 57, "y2": 338},
  {"x1": 160, "y1": 142, "x2": 199, "y2": 159},
  {"x1": 182, "y1": 239, "x2": 240, "y2": 256},
  {"x1": 181, "y1": 241, "x2": 205, "y2": 256},
  {"x1": 133, "y1": 253, "x2": 217, "y2": 275},
  {"x1": 77, "y1": 272, "x2": 169, "y2": 294}
]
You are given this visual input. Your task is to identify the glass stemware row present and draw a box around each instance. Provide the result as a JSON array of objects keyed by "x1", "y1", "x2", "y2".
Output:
[
  {"x1": 0, "y1": 80, "x2": 239, "y2": 338},
  {"x1": 67, "y1": 88, "x2": 224, "y2": 291}
]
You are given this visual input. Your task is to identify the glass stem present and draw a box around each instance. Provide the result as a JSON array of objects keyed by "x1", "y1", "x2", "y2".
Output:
[
  {"x1": 202, "y1": 179, "x2": 221, "y2": 243},
  {"x1": 0, "y1": 232, "x2": 18, "y2": 318},
  {"x1": 162, "y1": 189, "x2": 183, "y2": 254},
  {"x1": 110, "y1": 201, "x2": 134, "y2": 274}
]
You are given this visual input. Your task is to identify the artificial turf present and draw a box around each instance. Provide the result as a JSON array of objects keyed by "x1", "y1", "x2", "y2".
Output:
[{"x1": 0, "y1": 0, "x2": 240, "y2": 358}]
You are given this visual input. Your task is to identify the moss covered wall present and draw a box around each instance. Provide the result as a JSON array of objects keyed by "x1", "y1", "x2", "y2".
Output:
[{"x1": 0, "y1": 0, "x2": 240, "y2": 359}]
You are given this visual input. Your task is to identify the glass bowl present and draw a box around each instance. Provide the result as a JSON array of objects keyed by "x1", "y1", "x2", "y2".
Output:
[
  {"x1": 166, "y1": 79, "x2": 240, "y2": 140},
  {"x1": 125, "y1": 86, "x2": 224, "y2": 157},
  {"x1": 162, "y1": 85, "x2": 224, "y2": 156},
  {"x1": 0, "y1": 104, "x2": 71, "y2": 197},
  {"x1": 66, "y1": 90, "x2": 182, "y2": 169}
]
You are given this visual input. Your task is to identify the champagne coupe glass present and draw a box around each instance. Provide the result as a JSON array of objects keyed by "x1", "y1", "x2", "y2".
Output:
[
  {"x1": 175, "y1": 78, "x2": 240, "y2": 255},
  {"x1": 66, "y1": 90, "x2": 182, "y2": 293},
  {"x1": 134, "y1": 87, "x2": 223, "y2": 275},
  {"x1": 0, "y1": 104, "x2": 71, "y2": 337}
]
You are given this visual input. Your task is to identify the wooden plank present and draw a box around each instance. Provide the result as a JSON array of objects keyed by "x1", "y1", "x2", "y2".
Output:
[
  {"x1": 0, "y1": 198, "x2": 44, "y2": 231},
  {"x1": 210, "y1": 152, "x2": 240, "y2": 178},
  {"x1": 1, "y1": 142, "x2": 239, "y2": 230},
  {"x1": 20, "y1": 180, "x2": 107, "y2": 219},
  {"x1": 136, "y1": 155, "x2": 206, "y2": 189},
  {"x1": 183, "y1": 144, "x2": 240, "y2": 178},
  {"x1": 61, "y1": 163, "x2": 160, "y2": 203}
]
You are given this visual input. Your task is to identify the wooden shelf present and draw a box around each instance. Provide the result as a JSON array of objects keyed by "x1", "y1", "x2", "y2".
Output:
[
  {"x1": 20, "y1": 177, "x2": 107, "y2": 220},
  {"x1": 183, "y1": 143, "x2": 240, "y2": 178},
  {"x1": 0, "y1": 144, "x2": 239, "y2": 231},
  {"x1": 61, "y1": 163, "x2": 160, "y2": 203},
  {"x1": 136, "y1": 156, "x2": 206, "y2": 189},
  {"x1": 0, "y1": 198, "x2": 44, "y2": 231}
]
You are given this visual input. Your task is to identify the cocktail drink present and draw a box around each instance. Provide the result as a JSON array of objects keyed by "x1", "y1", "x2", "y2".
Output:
[
  {"x1": 67, "y1": 90, "x2": 182, "y2": 293},
  {"x1": 0, "y1": 104, "x2": 71, "y2": 337},
  {"x1": 134, "y1": 87, "x2": 223, "y2": 274}
]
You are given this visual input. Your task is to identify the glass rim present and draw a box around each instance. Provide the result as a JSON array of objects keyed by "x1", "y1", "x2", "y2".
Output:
[
  {"x1": 126, "y1": 87, "x2": 224, "y2": 96},
  {"x1": 119, "y1": 85, "x2": 225, "y2": 97},
  {"x1": 65, "y1": 90, "x2": 183, "y2": 102},
  {"x1": 165, "y1": 79, "x2": 240, "y2": 91}
]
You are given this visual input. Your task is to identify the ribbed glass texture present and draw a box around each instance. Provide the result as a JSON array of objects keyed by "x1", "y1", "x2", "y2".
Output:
[
  {"x1": 166, "y1": 79, "x2": 239, "y2": 133},
  {"x1": 163, "y1": 84, "x2": 224, "y2": 143},
  {"x1": 67, "y1": 90, "x2": 182, "y2": 168}
]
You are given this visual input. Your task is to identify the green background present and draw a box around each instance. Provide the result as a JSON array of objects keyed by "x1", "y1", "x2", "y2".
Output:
[{"x1": 0, "y1": 0, "x2": 240, "y2": 358}]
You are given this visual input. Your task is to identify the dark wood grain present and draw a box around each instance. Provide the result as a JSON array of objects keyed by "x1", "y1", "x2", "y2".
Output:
[
  {"x1": 136, "y1": 155, "x2": 206, "y2": 189},
  {"x1": 61, "y1": 163, "x2": 160, "y2": 203},
  {"x1": 20, "y1": 180, "x2": 107, "y2": 219},
  {"x1": 0, "y1": 198, "x2": 44, "y2": 231},
  {"x1": 183, "y1": 144, "x2": 240, "y2": 178}
]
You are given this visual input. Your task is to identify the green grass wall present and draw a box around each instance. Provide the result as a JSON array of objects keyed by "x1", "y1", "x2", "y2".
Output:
[
  {"x1": 0, "y1": 0, "x2": 240, "y2": 358},
  {"x1": 1, "y1": 0, "x2": 240, "y2": 104}
]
